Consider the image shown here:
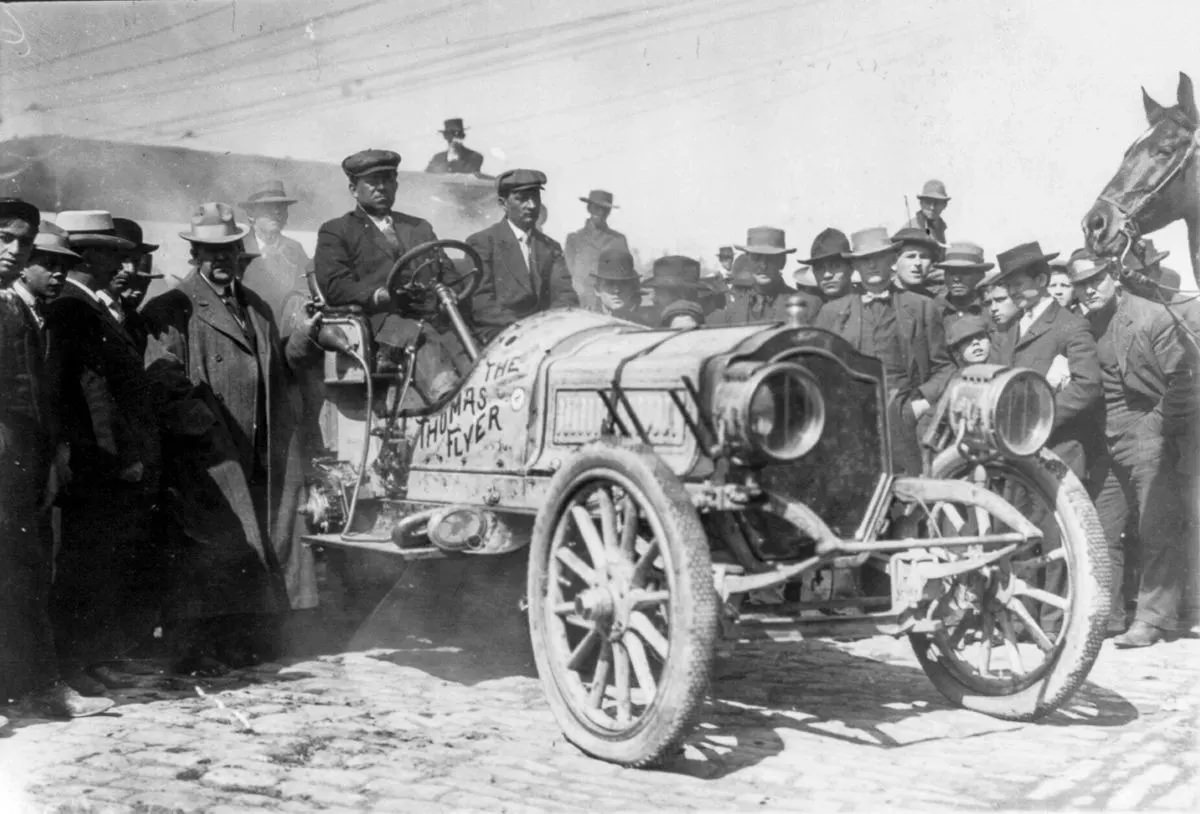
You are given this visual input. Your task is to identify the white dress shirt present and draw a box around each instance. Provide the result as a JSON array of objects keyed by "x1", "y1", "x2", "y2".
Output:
[
  {"x1": 1018, "y1": 295, "x2": 1053, "y2": 338},
  {"x1": 506, "y1": 218, "x2": 534, "y2": 272}
]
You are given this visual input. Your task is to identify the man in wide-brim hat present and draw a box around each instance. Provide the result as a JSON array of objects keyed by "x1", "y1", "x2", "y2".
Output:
[
  {"x1": 141, "y1": 201, "x2": 320, "y2": 674},
  {"x1": 425, "y1": 117, "x2": 484, "y2": 175},
  {"x1": 1067, "y1": 245, "x2": 1198, "y2": 647},
  {"x1": 711, "y1": 226, "x2": 816, "y2": 325},
  {"x1": 588, "y1": 246, "x2": 653, "y2": 325},
  {"x1": 565, "y1": 188, "x2": 630, "y2": 311},
  {"x1": 909, "y1": 178, "x2": 950, "y2": 246},
  {"x1": 931, "y1": 241, "x2": 993, "y2": 334},
  {"x1": 109, "y1": 217, "x2": 164, "y2": 339},
  {"x1": 239, "y1": 181, "x2": 311, "y2": 323},
  {"x1": 644, "y1": 254, "x2": 705, "y2": 312},
  {"x1": 816, "y1": 226, "x2": 953, "y2": 474},
  {"x1": 801, "y1": 227, "x2": 852, "y2": 301}
]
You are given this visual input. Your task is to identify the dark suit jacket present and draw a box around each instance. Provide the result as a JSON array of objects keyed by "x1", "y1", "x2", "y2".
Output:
[
  {"x1": 990, "y1": 298, "x2": 1101, "y2": 456},
  {"x1": 425, "y1": 147, "x2": 484, "y2": 174},
  {"x1": 43, "y1": 281, "x2": 159, "y2": 483},
  {"x1": 313, "y1": 208, "x2": 438, "y2": 328},
  {"x1": 466, "y1": 219, "x2": 580, "y2": 339},
  {"x1": 814, "y1": 289, "x2": 953, "y2": 402},
  {"x1": 708, "y1": 284, "x2": 822, "y2": 327},
  {"x1": 0, "y1": 291, "x2": 51, "y2": 528}
]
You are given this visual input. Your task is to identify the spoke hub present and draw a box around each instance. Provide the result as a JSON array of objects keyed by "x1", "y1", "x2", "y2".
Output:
[{"x1": 575, "y1": 587, "x2": 616, "y2": 625}]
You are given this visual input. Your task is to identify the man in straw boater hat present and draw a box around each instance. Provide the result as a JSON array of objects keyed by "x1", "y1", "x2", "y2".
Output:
[
  {"x1": 930, "y1": 241, "x2": 993, "y2": 335},
  {"x1": 0, "y1": 201, "x2": 113, "y2": 720},
  {"x1": 141, "y1": 202, "x2": 319, "y2": 676},
  {"x1": 425, "y1": 117, "x2": 484, "y2": 175},
  {"x1": 239, "y1": 180, "x2": 311, "y2": 323},
  {"x1": 815, "y1": 226, "x2": 953, "y2": 474},
  {"x1": 586, "y1": 246, "x2": 655, "y2": 326},
  {"x1": 41, "y1": 210, "x2": 162, "y2": 696},
  {"x1": 1067, "y1": 248, "x2": 1198, "y2": 646},
  {"x1": 466, "y1": 168, "x2": 579, "y2": 341},
  {"x1": 564, "y1": 189, "x2": 630, "y2": 311},
  {"x1": 710, "y1": 226, "x2": 819, "y2": 325}
]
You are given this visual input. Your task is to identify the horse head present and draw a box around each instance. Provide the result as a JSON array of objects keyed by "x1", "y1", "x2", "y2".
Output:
[{"x1": 1083, "y1": 72, "x2": 1200, "y2": 257}]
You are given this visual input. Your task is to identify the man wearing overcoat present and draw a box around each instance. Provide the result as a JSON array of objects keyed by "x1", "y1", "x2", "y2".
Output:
[
  {"x1": 240, "y1": 181, "x2": 311, "y2": 323},
  {"x1": 1070, "y1": 251, "x2": 1198, "y2": 646},
  {"x1": 43, "y1": 210, "x2": 160, "y2": 690},
  {"x1": 142, "y1": 202, "x2": 317, "y2": 673},
  {"x1": 466, "y1": 169, "x2": 579, "y2": 342},
  {"x1": 564, "y1": 189, "x2": 629, "y2": 310}
]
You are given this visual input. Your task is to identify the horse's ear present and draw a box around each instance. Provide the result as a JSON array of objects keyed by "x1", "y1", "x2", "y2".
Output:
[
  {"x1": 1177, "y1": 72, "x2": 1198, "y2": 124},
  {"x1": 1144, "y1": 86, "x2": 1166, "y2": 124}
]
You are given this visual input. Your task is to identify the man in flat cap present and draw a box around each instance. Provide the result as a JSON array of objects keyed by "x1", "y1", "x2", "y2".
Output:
[
  {"x1": 240, "y1": 181, "x2": 311, "y2": 324},
  {"x1": 1069, "y1": 250, "x2": 1198, "y2": 646},
  {"x1": 909, "y1": 179, "x2": 950, "y2": 246},
  {"x1": 425, "y1": 118, "x2": 484, "y2": 175},
  {"x1": 315, "y1": 148, "x2": 466, "y2": 395},
  {"x1": 565, "y1": 189, "x2": 630, "y2": 310},
  {"x1": 466, "y1": 169, "x2": 579, "y2": 342},
  {"x1": 41, "y1": 210, "x2": 162, "y2": 694},
  {"x1": 816, "y1": 227, "x2": 953, "y2": 474},
  {"x1": 1, "y1": 202, "x2": 114, "y2": 719},
  {"x1": 142, "y1": 202, "x2": 317, "y2": 674},
  {"x1": 711, "y1": 227, "x2": 819, "y2": 325}
]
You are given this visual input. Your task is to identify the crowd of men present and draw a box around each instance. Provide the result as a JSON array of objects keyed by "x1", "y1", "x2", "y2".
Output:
[{"x1": 1, "y1": 142, "x2": 1198, "y2": 729}]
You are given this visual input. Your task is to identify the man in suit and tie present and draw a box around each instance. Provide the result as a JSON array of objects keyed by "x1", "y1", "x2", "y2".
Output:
[
  {"x1": 1, "y1": 202, "x2": 114, "y2": 719},
  {"x1": 314, "y1": 148, "x2": 465, "y2": 397},
  {"x1": 42, "y1": 210, "x2": 161, "y2": 695},
  {"x1": 1070, "y1": 250, "x2": 1197, "y2": 646},
  {"x1": 815, "y1": 227, "x2": 953, "y2": 475},
  {"x1": 988, "y1": 242, "x2": 1102, "y2": 481},
  {"x1": 466, "y1": 169, "x2": 579, "y2": 342},
  {"x1": 142, "y1": 202, "x2": 319, "y2": 675}
]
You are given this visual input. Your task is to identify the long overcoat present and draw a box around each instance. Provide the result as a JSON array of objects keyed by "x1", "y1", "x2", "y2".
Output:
[
  {"x1": 564, "y1": 220, "x2": 630, "y2": 309},
  {"x1": 142, "y1": 272, "x2": 316, "y2": 615},
  {"x1": 466, "y1": 219, "x2": 579, "y2": 341}
]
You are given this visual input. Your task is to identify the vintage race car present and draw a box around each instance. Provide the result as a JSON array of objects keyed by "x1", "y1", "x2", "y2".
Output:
[{"x1": 300, "y1": 240, "x2": 1110, "y2": 767}]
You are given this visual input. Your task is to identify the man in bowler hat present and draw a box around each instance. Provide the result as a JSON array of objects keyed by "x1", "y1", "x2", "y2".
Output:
[
  {"x1": 565, "y1": 189, "x2": 630, "y2": 310},
  {"x1": 466, "y1": 169, "x2": 579, "y2": 342},
  {"x1": 802, "y1": 228, "x2": 853, "y2": 301},
  {"x1": 1070, "y1": 250, "x2": 1197, "y2": 646},
  {"x1": 815, "y1": 226, "x2": 953, "y2": 474},
  {"x1": 425, "y1": 118, "x2": 484, "y2": 174}
]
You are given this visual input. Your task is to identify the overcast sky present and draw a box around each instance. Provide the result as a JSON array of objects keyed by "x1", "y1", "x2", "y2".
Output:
[{"x1": 3, "y1": 0, "x2": 1200, "y2": 278}]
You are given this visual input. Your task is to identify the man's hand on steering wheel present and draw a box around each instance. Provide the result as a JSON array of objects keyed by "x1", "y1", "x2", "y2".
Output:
[{"x1": 384, "y1": 239, "x2": 483, "y2": 318}]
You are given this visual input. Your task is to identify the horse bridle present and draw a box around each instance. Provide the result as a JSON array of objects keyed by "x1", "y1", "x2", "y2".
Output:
[{"x1": 1096, "y1": 115, "x2": 1200, "y2": 259}]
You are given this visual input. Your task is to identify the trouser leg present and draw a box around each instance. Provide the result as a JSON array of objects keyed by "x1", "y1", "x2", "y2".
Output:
[
  {"x1": 1131, "y1": 445, "x2": 1186, "y2": 631},
  {"x1": 1092, "y1": 453, "x2": 1132, "y2": 624}
]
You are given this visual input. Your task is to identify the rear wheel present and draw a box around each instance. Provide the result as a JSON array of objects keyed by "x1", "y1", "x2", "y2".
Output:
[
  {"x1": 909, "y1": 448, "x2": 1110, "y2": 719},
  {"x1": 528, "y1": 443, "x2": 718, "y2": 767}
]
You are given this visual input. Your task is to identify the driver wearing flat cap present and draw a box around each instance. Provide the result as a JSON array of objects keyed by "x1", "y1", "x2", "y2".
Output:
[
  {"x1": 465, "y1": 169, "x2": 579, "y2": 342},
  {"x1": 313, "y1": 148, "x2": 467, "y2": 392}
]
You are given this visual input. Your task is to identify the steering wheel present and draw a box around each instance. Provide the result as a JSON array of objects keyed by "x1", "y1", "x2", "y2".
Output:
[{"x1": 385, "y1": 239, "x2": 483, "y2": 317}]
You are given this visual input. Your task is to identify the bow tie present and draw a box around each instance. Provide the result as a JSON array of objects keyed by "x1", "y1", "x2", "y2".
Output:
[{"x1": 861, "y1": 290, "x2": 892, "y2": 304}]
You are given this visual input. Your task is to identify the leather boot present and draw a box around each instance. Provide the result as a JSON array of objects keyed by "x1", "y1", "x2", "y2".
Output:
[
  {"x1": 1113, "y1": 620, "x2": 1177, "y2": 649},
  {"x1": 28, "y1": 681, "x2": 115, "y2": 718}
]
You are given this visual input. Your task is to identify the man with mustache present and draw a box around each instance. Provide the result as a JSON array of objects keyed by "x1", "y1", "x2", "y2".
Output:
[
  {"x1": 1069, "y1": 249, "x2": 1198, "y2": 647},
  {"x1": 466, "y1": 169, "x2": 579, "y2": 342}
]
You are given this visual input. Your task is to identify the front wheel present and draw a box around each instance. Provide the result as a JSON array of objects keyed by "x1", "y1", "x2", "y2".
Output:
[
  {"x1": 909, "y1": 448, "x2": 1110, "y2": 720},
  {"x1": 528, "y1": 443, "x2": 718, "y2": 767}
]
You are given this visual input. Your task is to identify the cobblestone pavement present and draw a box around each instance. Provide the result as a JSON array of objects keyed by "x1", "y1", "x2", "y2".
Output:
[{"x1": 2, "y1": 615, "x2": 1196, "y2": 813}]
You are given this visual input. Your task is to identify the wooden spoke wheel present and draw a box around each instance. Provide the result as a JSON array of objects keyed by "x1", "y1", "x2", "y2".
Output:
[
  {"x1": 909, "y1": 448, "x2": 1110, "y2": 719},
  {"x1": 528, "y1": 444, "x2": 718, "y2": 767}
]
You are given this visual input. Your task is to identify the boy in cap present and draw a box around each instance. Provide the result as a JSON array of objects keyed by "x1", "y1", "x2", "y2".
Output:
[
  {"x1": 466, "y1": 169, "x2": 579, "y2": 342},
  {"x1": 945, "y1": 314, "x2": 992, "y2": 367},
  {"x1": 0, "y1": 205, "x2": 114, "y2": 719},
  {"x1": 240, "y1": 181, "x2": 311, "y2": 323},
  {"x1": 1069, "y1": 249, "x2": 1198, "y2": 646},
  {"x1": 815, "y1": 226, "x2": 953, "y2": 474},
  {"x1": 425, "y1": 118, "x2": 484, "y2": 174},
  {"x1": 565, "y1": 189, "x2": 630, "y2": 310}
]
